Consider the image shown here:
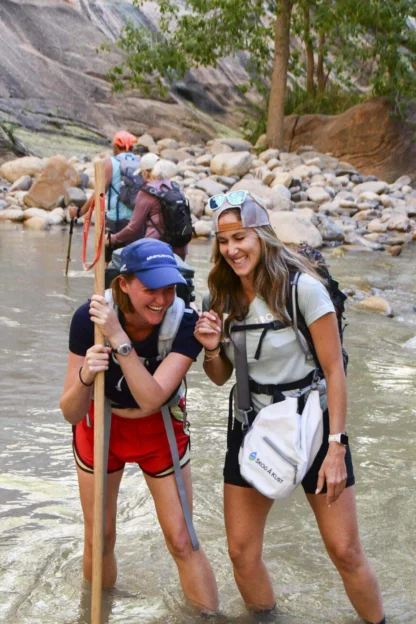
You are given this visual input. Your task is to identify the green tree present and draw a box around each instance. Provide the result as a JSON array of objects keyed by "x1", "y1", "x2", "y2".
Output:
[{"x1": 110, "y1": 0, "x2": 416, "y2": 148}]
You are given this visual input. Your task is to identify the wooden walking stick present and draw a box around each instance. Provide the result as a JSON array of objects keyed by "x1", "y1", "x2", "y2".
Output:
[{"x1": 90, "y1": 161, "x2": 106, "y2": 624}]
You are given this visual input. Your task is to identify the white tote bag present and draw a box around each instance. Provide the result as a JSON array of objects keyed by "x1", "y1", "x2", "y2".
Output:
[{"x1": 238, "y1": 390, "x2": 323, "y2": 500}]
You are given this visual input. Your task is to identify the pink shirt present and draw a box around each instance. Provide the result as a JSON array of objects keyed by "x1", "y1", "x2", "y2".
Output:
[{"x1": 111, "y1": 179, "x2": 188, "y2": 257}]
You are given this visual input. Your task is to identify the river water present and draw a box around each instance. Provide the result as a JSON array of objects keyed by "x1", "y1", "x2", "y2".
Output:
[{"x1": 0, "y1": 223, "x2": 415, "y2": 624}]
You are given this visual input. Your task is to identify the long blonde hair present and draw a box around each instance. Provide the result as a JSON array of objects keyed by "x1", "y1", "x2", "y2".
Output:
[{"x1": 208, "y1": 218, "x2": 325, "y2": 337}]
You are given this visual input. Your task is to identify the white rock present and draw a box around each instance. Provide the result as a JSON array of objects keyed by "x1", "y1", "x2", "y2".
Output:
[
  {"x1": 211, "y1": 151, "x2": 253, "y2": 177},
  {"x1": 272, "y1": 172, "x2": 293, "y2": 188},
  {"x1": 157, "y1": 138, "x2": 179, "y2": 150},
  {"x1": 290, "y1": 164, "x2": 311, "y2": 179},
  {"x1": 258, "y1": 149, "x2": 280, "y2": 163},
  {"x1": 355, "y1": 296, "x2": 392, "y2": 315},
  {"x1": 0, "y1": 208, "x2": 24, "y2": 221},
  {"x1": 193, "y1": 220, "x2": 213, "y2": 237},
  {"x1": 307, "y1": 187, "x2": 331, "y2": 204},
  {"x1": 268, "y1": 211, "x2": 323, "y2": 247},
  {"x1": 23, "y1": 207, "x2": 49, "y2": 219},
  {"x1": 184, "y1": 189, "x2": 209, "y2": 219},
  {"x1": 367, "y1": 219, "x2": 388, "y2": 233},
  {"x1": 353, "y1": 181, "x2": 388, "y2": 195},
  {"x1": 0, "y1": 156, "x2": 46, "y2": 183},
  {"x1": 230, "y1": 179, "x2": 292, "y2": 211}
]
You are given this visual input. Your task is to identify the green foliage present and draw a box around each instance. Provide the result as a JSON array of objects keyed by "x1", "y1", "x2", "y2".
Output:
[{"x1": 110, "y1": 0, "x2": 416, "y2": 125}]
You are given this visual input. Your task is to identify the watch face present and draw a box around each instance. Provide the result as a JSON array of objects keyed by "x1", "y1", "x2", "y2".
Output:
[
  {"x1": 118, "y1": 343, "x2": 132, "y2": 356},
  {"x1": 340, "y1": 433, "x2": 349, "y2": 446}
]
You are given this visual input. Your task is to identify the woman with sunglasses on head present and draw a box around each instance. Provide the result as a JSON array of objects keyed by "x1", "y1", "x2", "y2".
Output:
[
  {"x1": 194, "y1": 192, "x2": 385, "y2": 623},
  {"x1": 60, "y1": 238, "x2": 218, "y2": 613}
]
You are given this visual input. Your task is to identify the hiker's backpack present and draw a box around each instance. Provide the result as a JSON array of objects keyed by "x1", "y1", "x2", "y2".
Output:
[
  {"x1": 105, "y1": 247, "x2": 196, "y2": 308},
  {"x1": 141, "y1": 181, "x2": 193, "y2": 248},
  {"x1": 287, "y1": 245, "x2": 348, "y2": 372},
  {"x1": 115, "y1": 153, "x2": 144, "y2": 212}
]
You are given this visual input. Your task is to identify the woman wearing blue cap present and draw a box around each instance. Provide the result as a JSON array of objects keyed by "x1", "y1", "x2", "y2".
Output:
[
  {"x1": 194, "y1": 191, "x2": 385, "y2": 623},
  {"x1": 60, "y1": 239, "x2": 218, "y2": 612}
]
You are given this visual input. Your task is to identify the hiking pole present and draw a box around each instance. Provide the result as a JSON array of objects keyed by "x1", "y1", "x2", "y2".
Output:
[
  {"x1": 91, "y1": 160, "x2": 106, "y2": 624},
  {"x1": 65, "y1": 217, "x2": 75, "y2": 276}
]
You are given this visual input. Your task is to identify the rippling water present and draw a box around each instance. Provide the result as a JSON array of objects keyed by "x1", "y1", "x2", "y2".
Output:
[{"x1": 0, "y1": 223, "x2": 415, "y2": 623}]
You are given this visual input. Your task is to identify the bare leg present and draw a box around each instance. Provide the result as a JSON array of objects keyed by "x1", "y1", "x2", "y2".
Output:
[
  {"x1": 307, "y1": 486, "x2": 384, "y2": 623},
  {"x1": 144, "y1": 464, "x2": 219, "y2": 613},
  {"x1": 224, "y1": 484, "x2": 275, "y2": 610},
  {"x1": 76, "y1": 465, "x2": 124, "y2": 588}
]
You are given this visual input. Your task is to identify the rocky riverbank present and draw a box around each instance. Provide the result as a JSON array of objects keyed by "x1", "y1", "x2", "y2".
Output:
[{"x1": 1, "y1": 134, "x2": 415, "y2": 256}]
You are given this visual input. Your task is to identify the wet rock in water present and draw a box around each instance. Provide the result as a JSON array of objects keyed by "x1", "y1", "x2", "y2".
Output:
[
  {"x1": 0, "y1": 208, "x2": 24, "y2": 221},
  {"x1": 402, "y1": 336, "x2": 416, "y2": 350},
  {"x1": 355, "y1": 295, "x2": 393, "y2": 316},
  {"x1": 24, "y1": 216, "x2": 50, "y2": 230},
  {"x1": 386, "y1": 245, "x2": 402, "y2": 256}
]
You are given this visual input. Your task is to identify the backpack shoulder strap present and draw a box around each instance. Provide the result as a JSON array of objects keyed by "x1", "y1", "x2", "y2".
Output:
[
  {"x1": 141, "y1": 184, "x2": 162, "y2": 199},
  {"x1": 158, "y1": 296, "x2": 185, "y2": 360},
  {"x1": 287, "y1": 272, "x2": 318, "y2": 363}
]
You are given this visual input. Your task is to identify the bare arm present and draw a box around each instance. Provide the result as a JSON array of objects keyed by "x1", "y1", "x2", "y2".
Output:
[
  {"x1": 309, "y1": 311, "x2": 348, "y2": 505},
  {"x1": 60, "y1": 346, "x2": 109, "y2": 425},
  {"x1": 194, "y1": 310, "x2": 234, "y2": 385},
  {"x1": 110, "y1": 191, "x2": 152, "y2": 245},
  {"x1": 68, "y1": 158, "x2": 113, "y2": 219},
  {"x1": 87, "y1": 295, "x2": 194, "y2": 413}
]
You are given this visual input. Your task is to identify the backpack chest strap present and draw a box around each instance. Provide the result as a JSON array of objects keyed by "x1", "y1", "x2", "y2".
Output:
[{"x1": 231, "y1": 319, "x2": 287, "y2": 360}]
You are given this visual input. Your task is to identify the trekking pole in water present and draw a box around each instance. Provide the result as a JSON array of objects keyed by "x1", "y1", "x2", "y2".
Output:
[
  {"x1": 90, "y1": 161, "x2": 106, "y2": 624},
  {"x1": 65, "y1": 217, "x2": 75, "y2": 276}
]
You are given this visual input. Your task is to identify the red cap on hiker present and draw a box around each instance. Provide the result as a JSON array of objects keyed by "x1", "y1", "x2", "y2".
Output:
[{"x1": 113, "y1": 131, "x2": 138, "y2": 151}]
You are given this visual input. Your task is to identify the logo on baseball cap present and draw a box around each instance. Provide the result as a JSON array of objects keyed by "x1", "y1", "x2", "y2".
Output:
[{"x1": 119, "y1": 239, "x2": 187, "y2": 289}]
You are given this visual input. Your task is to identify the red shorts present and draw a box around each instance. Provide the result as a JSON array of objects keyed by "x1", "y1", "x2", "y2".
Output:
[{"x1": 73, "y1": 400, "x2": 190, "y2": 478}]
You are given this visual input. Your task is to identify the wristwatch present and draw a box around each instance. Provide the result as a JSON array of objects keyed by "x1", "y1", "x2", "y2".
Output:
[
  {"x1": 111, "y1": 343, "x2": 133, "y2": 356},
  {"x1": 328, "y1": 432, "x2": 349, "y2": 446}
]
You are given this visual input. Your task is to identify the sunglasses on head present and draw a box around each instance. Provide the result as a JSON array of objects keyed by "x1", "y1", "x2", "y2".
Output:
[{"x1": 208, "y1": 190, "x2": 250, "y2": 211}]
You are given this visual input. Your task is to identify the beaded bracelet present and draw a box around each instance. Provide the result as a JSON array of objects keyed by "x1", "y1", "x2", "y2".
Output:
[
  {"x1": 79, "y1": 367, "x2": 94, "y2": 387},
  {"x1": 204, "y1": 345, "x2": 222, "y2": 362},
  {"x1": 204, "y1": 345, "x2": 220, "y2": 353}
]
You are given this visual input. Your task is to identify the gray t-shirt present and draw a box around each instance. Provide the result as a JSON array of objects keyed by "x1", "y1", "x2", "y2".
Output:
[{"x1": 219, "y1": 273, "x2": 335, "y2": 418}]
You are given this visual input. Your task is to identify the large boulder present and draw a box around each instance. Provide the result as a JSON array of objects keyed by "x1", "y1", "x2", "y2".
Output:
[
  {"x1": 230, "y1": 179, "x2": 292, "y2": 211},
  {"x1": 284, "y1": 98, "x2": 416, "y2": 183},
  {"x1": 268, "y1": 211, "x2": 323, "y2": 247},
  {"x1": 210, "y1": 152, "x2": 253, "y2": 177},
  {"x1": 0, "y1": 156, "x2": 46, "y2": 183},
  {"x1": 24, "y1": 156, "x2": 82, "y2": 210}
]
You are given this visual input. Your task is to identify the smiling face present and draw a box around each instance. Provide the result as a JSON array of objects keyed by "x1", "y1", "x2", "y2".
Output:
[
  {"x1": 216, "y1": 210, "x2": 262, "y2": 286},
  {"x1": 120, "y1": 276, "x2": 176, "y2": 326}
]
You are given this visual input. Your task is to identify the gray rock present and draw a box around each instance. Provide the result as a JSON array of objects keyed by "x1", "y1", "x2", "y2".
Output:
[
  {"x1": 64, "y1": 187, "x2": 87, "y2": 208},
  {"x1": 0, "y1": 200, "x2": 8, "y2": 210},
  {"x1": 353, "y1": 181, "x2": 388, "y2": 195},
  {"x1": 195, "y1": 178, "x2": 229, "y2": 196}
]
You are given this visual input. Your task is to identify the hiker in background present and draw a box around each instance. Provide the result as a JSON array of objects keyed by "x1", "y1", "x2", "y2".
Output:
[
  {"x1": 60, "y1": 239, "x2": 218, "y2": 613},
  {"x1": 68, "y1": 131, "x2": 139, "y2": 259},
  {"x1": 194, "y1": 192, "x2": 385, "y2": 624},
  {"x1": 105, "y1": 155, "x2": 191, "y2": 261}
]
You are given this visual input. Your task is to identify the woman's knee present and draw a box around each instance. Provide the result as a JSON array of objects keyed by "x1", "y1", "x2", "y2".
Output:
[
  {"x1": 164, "y1": 527, "x2": 194, "y2": 561},
  {"x1": 326, "y1": 540, "x2": 365, "y2": 575},
  {"x1": 227, "y1": 537, "x2": 262, "y2": 572}
]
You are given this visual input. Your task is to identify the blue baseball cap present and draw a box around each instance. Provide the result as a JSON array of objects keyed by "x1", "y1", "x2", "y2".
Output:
[{"x1": 119, "y1": 239, "x2": 187, "y2": 289}]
